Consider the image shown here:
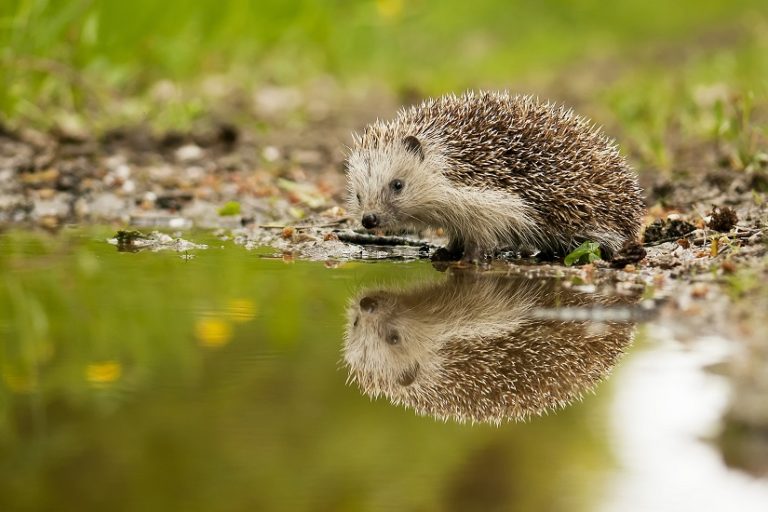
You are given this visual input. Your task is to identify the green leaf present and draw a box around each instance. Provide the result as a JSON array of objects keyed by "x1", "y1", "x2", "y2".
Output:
[
  {"x1": 564, "y1": 242, "x2": 602, "y2": 266},
  {"x1": 218, "y1": 201, "x2": 241, "y2": 216}
]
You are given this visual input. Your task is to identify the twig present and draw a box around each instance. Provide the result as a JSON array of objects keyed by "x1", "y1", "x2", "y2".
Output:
[
  {"x1": 643, "y1": 234, "x2": 695, "y2": 247},
  {"x1": 336, "y1": 231, "x2": 434, "y2": 248},
  {"x1": 643, "y1": 227, "x2": 761, "y2": 247},
  {"x1": 257, "y1": 217, "x2": 351, "y2": 230},
  {"x1": 689, "y1": 230, "x2": 761, "y2": 246}
]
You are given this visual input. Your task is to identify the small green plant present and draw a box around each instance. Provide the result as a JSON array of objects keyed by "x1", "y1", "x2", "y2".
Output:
[
  {"x1": 218, "y1": 201, "x2": 241, "y2": 216},
  {"x1": 726, "y1": 268, "x2": 762, "y2": 299},
  {"x1": 564, "y1": 242, "x2": 602, "y2": 266}
]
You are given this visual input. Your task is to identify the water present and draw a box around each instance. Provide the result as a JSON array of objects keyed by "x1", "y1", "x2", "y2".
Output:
[{"x1": 0, "y1": 228, "x2": 765, "y2": 512}]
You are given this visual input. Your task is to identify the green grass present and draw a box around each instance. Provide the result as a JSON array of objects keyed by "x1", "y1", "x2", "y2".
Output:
[{"x1": 1, "y1": 0, "x2": 767, "y2": 134}]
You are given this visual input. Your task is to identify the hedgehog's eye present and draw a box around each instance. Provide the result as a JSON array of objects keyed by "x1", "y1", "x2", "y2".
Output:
[
  {"x1": 389, "y1": 179, "x2": 404, "y2": 193},
  {"x1": 386, "y1": 331, "x2": 401, "y2": 345},
  {"x1": 356, "y1": 193, "x2": 361, "y2": 204},
  {"x1": 353, "y1": 315, "x2": 360, "y2": 327}
]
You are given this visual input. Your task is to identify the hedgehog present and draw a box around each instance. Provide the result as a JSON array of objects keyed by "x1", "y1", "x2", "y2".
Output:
[
  {"x1": 346, "y1": 91, "x2": 645, "y2": 261},
  {"x1": 342, "y1": 271, "x2": 637, "y2": 424}
]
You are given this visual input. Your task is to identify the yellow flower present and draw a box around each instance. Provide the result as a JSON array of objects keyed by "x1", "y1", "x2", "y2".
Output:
[
  {"x1": 376, "y1": 0, "x2": 404, "y2": 19},
  {"x1": 195, "y1": 317, "x2": 233, "y2": 348},
  {"x1": 86, "y1": 361, "x2": 122, "y2": 385}
]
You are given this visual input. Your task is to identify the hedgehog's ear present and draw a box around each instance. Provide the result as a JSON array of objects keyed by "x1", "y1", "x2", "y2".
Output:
[
  {"x1": 397, "y1": 362, "x2": 420, "y2": 387},
  {"x1": 402, "y1": 135, "x2": 424, "y2": 161}
]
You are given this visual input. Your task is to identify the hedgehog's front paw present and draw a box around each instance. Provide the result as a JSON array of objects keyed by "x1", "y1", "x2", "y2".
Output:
[
  {"x1": 460, "y1": 244, "x2": 490, "y2": 265},
  {"x1": 431, "y1": 246, "x2": 463, "y2": 262},
  {"x1": 535, "y1": 248, "x2": 559, "y2": 262}
]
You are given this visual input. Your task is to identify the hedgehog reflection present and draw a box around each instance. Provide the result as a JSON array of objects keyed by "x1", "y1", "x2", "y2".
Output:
[{"x1": 343, "y1": 272, "x2": 637, "y2": 424}]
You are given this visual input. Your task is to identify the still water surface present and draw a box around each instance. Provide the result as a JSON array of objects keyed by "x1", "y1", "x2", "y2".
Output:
[{"x1": 0, "y1": 228, "x2": 765, "y2": 511}]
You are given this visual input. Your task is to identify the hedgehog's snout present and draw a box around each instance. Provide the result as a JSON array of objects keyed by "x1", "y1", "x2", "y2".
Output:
[{"x1": 361, "y1": 213, "x2": 380, "y2": 229}]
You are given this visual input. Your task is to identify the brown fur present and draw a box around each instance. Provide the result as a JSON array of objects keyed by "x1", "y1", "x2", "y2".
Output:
[{"x1": 346, "y1": 91, "x2": 645, "y2": 259}]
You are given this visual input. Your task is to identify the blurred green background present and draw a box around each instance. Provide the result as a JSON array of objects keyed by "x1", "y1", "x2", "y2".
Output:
[
  {"x1": 1, "y1": 0, "x2": 766, "y2": 140},
  {"x1": 2, "y1": 0, "x2": 764, "y2": 85}
]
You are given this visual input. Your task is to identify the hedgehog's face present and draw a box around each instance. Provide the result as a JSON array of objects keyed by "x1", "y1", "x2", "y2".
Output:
[
  {"x1": 343, "y1": 289, "x2": 441, "y2": 394},
  {"x1": 346, "y1": 135, "x2": 442, "y2": 231}
]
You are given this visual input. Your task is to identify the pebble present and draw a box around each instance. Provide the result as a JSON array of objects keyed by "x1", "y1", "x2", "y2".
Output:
[
  {"x1": 263, "y1": 146, "x2": 281, "y2": 162},
  {"x1": 114, "y1": 164, "x2": 131, "y2": 180},
  {"x1": 89, "y1": 193, "x2": 129, "y2": 220},
  {"x1": 121, "y1": 180, "x2": 136, "y2": 194},
  {"x1": 175, "y1": 144, "x2": 204, "y2": 162},
  {"x1": 32, "y1": 194, "x2": 71, "y2": 219}
]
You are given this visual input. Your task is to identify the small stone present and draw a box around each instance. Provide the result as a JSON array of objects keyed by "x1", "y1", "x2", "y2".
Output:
[
  {"x1": 37, "y1": 188, "x2": 56, "y2": 199},
  {"x1": 175, "y1": 144, "x2": 203, "y2": 162},
  {"x1": 263, "y1": 146, "x2": 281, "y2": 162},
  {"x1": 121, "y1": 180, "x2": 136, "y2": 194},
  {"x1": 721, "y1": 260, "x2": 737, "y2": 274},
  {"x1": 185, "y1": 165, "x2": 205, "y2": 182},
  {"x1": 168, "y1": 217, "x2": 190, "y2": 229},
  {"x1": 39, "y1": 215, "x2": 60, "y2": 229},
  {"x1": 74, "y1": 198, "x2": 89, "y2": 218},
  {"x1": 32, "y1": 194, "x2": 71, "y2": 218},
  {"x1": 20, "y1": 168, "x2": 59, "y2": 185},
  {"x1": 691, "y1": 283, "x2": 709, "y2": 299},
  {"x1": 89, "y1": 193, "x2": 129, "y2": 220},
  {"x1": 0, "y1": 168, "x2": 13, "y2": 185},
  {"x1": 321, "y1": 206, "x2": 346, "y2": 218},
  {"x1": 114, "y1": 164, "x2": 131, "y2": 180}
]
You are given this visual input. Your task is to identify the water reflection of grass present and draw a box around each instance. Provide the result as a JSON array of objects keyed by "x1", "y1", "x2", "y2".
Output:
[
  {"x1": 0, "y1": 228, "x2": 421, "y2": 399},
  {"x1": 0, "y1": 228, "x2": 617, "y2": 511}
]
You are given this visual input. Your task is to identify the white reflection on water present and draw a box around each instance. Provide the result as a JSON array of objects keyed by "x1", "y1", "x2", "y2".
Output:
[{"x1": 602, "y1": 328, "x2": 768, "y2": 512}]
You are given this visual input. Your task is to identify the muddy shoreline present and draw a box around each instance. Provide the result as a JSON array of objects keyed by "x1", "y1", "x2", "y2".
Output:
[{"x1": 2, "y1": 114, "x2": 765, "y2": 267}]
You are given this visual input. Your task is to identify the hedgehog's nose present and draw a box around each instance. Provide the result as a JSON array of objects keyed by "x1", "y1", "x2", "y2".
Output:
[
  {"x1": 362, "y1": 213, "x2": 379, "y2": 229},
  {"x1": 359, "y1": 296, "x2": 377, "y2": 313}
]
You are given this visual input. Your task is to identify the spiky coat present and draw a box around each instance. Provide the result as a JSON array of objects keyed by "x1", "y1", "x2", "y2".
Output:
[{"x1": 347, "y1": 91, "x2": 645, "y2": 259}]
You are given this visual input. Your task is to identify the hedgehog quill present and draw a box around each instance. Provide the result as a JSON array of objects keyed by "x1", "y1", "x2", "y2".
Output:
[{"x1": 346, "y1": 91, "x2": 645, "y2": 262}]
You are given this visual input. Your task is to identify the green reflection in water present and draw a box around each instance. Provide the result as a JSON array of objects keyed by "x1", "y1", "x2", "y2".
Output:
[{"x1": 0, "y1": 228, "x2": 614, "y2": 512}]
